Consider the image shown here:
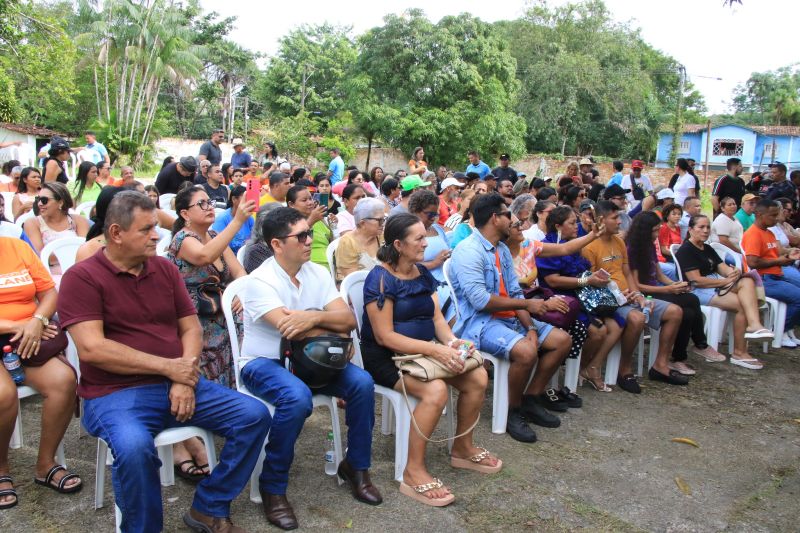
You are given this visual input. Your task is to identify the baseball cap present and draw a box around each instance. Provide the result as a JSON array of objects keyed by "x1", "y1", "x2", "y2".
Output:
[
  {"x1": 579, "y1": 199, "x2": 597, "y2": 212},
  {"x1": 603, "y1": 183, "x2": 631, "y2": 199},
  {"x1": 440, "y1": 177, "x2": 465, "y2": 189},
  {"x1": 767, "y1": 161, "x2": 784, "y2": 167},
  {"x1": 742, "y1": 193, "x2": 758, "y2": 203},
  {"x1": 655, "y1": 188, "x2": 675, "y2": 200},
  {"x1": 579, "y1": 158, "x2": 593, "y2": 166},
  {"x1": 452, "y1": 171, "x2": 467, "y2": 180},
  {"x1": 512, "y1": 179, "x2": 528, "y2": 195},
  {"x1": 499, "y1": 153, "x2": 510, "y2": 160},
  {"x1": 517, "y1": 172, "x2": 527, "y2": 178},
  {"x1": 232, "y1": 138, "x2": 244, "y2": 147},
  {"x1": 179, "y1": 156, "x2": 198, "y2": 173},
  {"x1": 482, "y1": 173, "x2": 497, "y2": 181},
  {"x1": 400, "y1": 175, "x2": 431, "y2": 192},
  {"x1": 631, "y1": 160, "x2": 644, "y2": 169},
  {"x1": 531, "y1": 178, "x2": 547, "y2": 189}
]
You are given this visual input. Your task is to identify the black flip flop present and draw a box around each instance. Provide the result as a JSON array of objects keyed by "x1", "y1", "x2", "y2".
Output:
[
  {"x1": 0, "y1": 476, "x2": 18, "y2": 510},
  {"x1": 175, "y1": 460, "x2": 208, "y2": 483},
  {"x1": 34, "y1": 465, "x2": 82, "y2": 494}
]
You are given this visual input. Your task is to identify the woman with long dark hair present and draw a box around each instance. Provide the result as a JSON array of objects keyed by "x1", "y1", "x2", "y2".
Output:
[
  {"x1": 672, "y1": 158, "x2": 696, "y2": 207},
  {"x1": 626, "y1": 211, "x2": 724, "y2": 375},
  {"x1": 12, "y1": 167, "x2": 42, "y2": 220},
  {"x1": 69, "y1": 161, "x2": 102, "y2": 204}
]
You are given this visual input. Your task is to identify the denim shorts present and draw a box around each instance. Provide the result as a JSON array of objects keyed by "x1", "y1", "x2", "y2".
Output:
[
  {"x1": 478, "y1": 317, "x2": 553, "y2": 359},
  {"x1": 615, "y1": 298, "x2": 672, "y2": 330},
  {"x1": 692, "y1": 273, "x2": 723, "y2": 305}
]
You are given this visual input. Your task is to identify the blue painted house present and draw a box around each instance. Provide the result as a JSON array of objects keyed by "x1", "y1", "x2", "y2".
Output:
[{"x1": 656, "y1": 123, "x2": 800, "y2": 171}]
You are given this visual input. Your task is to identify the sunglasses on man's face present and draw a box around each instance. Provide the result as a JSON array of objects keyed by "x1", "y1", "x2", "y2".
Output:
[
  {"x1": 496, "y1": 211, "x2": 512, "y2": 220},
  {"x1": 279, "y1": 229, "x2": 313, "y2": 243}
]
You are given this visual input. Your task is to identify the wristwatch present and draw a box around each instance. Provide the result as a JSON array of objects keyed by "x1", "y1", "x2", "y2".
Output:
[{"x1": 33, "y1": 314, "x2": 50, "y2": 327}]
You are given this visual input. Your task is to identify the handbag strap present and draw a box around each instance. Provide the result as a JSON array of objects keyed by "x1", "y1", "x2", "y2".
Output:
[{"x1": 396, "y1": 370, "x2": 480, "y2": 443}]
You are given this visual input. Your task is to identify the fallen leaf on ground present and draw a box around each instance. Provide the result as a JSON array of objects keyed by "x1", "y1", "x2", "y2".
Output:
[
  {"x1": 671, "y1": 437, "x2": 699, "y2": 447},
  {"x1": 675, "y1": 476, "x2": 691, "y2": 495},
  {"x1": 343, "y1": 519, "x2": 353, "y2": 529}
]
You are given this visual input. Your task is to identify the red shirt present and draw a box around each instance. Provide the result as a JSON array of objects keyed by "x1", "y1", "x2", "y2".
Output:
[{"x1": 57, "y1": 249, "x2": 197, "y2": 399}]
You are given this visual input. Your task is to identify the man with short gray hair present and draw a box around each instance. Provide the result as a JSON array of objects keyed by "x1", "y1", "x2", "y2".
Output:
[{"x1": 58, "y1": 191, "x2": 270, "y2": 532}]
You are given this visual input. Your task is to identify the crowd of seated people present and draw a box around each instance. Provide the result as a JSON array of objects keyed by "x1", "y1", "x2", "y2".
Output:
[{"x1": 3, "y1": 140, "x2": 800, "y2": 529}]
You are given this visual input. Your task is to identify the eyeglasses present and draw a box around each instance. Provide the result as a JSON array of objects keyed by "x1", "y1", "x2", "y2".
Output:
[
  {"x1": 365, "y1": 217, "x2": 387, "y2": 225},
  {"x1": 188, "y1": 199, "x2": 215, "y2": 211},
  {"x1": 496, "y1": 211, "x2": 512, "y2": 220},
  {"x1": 36, "y1": 196, "x2": 52, "y2": 205},
  {"x1": 510, "y1": 220, "x2": 523, "y2": 229},
  {"x1": 278, "y1": 229, "x2": 313, "y2": 243}
]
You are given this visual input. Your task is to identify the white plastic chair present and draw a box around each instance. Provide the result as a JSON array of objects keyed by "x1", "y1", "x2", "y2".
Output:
[
  {"x1": 75, "y1": 201, "x2": 96, "y2": 218},
  {"x1": 14, "y1": 209, "x2": 34, "y2": 227},
  {"x1": 443, "y1": 259, "x2": 511, "y2": 434},
  {"x1": 156, "y1": 234, "x2": 171, "y2": 257},
  {"x1": 0, "y1": 221, "x2": 22, "y2": 238},
  {"x1": 340, "y1": 270, "x2": 455, "y2": 481},
  {"x1": 326, "y1": 238, "x2": 340, "y2": 284},
  {"x1": 710, "y1": 241, "x2": 783, "y2": 352},
  {"x1": 10, "y1": 385, "x2": 66, "y2": 466},
  {"x1": 158, "y1": 193, "x2": 176, "y2": 210},
  {"x1": 236, "y1": 244, "x2": 247, "y2": 265},
  {"x1": 222, "y1": 277, "x2": 344, "y2": 503},
  {"x1": 39, "y1": 236, "x2": 85, "y2": 277},
  {"x1": 1, "y1": 191, "x2": 14, "y2": 221}
]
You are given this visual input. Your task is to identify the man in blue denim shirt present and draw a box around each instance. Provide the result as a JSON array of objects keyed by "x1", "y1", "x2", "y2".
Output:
[{"x1": 449, "y1": 193, "x2": 572, "y2": 443}]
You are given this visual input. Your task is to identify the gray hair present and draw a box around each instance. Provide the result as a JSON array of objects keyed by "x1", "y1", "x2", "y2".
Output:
[
  {"x1": 11, "y1": 165, "x2": 22, "y2": 175},
  {"x1": 353, "y1": 197, "x2": 386, "y2": 225},
  {"x1": 249, "y1": 202, "x2": 283, "y2": 244},
  {"x1": 510, "y1": 194, "x2": 535, "y2": 218},
  {"x1": 104, "y1": 191, "x2": 155, "y2": 236}
]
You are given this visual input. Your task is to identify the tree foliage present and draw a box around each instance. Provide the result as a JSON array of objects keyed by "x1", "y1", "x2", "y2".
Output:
[
  {"x1": 350, "y1": 10, "x2": 526, "y2": 167},
  {"x1": 732, "y1": 65, "x2": 800, "y2": 126}
]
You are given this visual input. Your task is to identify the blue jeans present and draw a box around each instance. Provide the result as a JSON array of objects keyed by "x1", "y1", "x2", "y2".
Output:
[
  {"x1": 763, "y1": 271, "x2": 800, "y2": 329},
  {"x1": 240, "y1": 358, "x2": 375, "y2": 495},
  {"x1": 83, "y1": 378, "x2": 271, "y2": 533}
]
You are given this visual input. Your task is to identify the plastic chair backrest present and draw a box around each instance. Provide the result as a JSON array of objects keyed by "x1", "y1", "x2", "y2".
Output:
[
  {"x1": 76, "y1": 201, "x2": 95, "y2": 218},
  {"x1": 39, "y1": 236, "x2": 86, "y2": 275},
  {"x1": 710, "y1": 241, "x2": 742, "y2": 269},
  {"x1": 156, "y1": 234, "x2": 171, "y2": 257},
  {"x1": 159, "y1": 194, "x2": 176, "y2": 210},
  {"x1": 669, "y1": 244, "x2": 684, "y2": 281},
  {"x1": 0, "y1": 221, "x2": 22, "y2": 238},
  {"x1": 442, "y1": 258, "x2": 460, "y2": 321},
  {"x1": 1, "y1": 191, "x2": 14, "y2": 221},
  {"x1": 222, "y1": 276, "x2": 249, "y2": 390},
  {"x1": 236, "y1": 244, "x2": 247, "y2": 265},
  {"x1": 339, "y1": 270, "x2": 369, "y2": 368},
  {"x1": 326, "y1": 238, "x2": 340, "y2": 283},
  {"x1": 15, "y1": 209, "x2": 34, "y2": 227}
]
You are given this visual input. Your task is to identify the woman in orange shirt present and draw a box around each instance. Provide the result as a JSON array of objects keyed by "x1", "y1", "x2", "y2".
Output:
[
  {"x1": 408, "y1": 146, "x2": 429, "y2": 176},
  {"x1": 0, "y1": 237, "x2": 82, "y2": 508}
]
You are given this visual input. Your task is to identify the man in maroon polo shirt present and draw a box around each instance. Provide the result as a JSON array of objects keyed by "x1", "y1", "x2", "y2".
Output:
[{"x1": 58, "y1": 191, "x2": 270, "y2": 533}]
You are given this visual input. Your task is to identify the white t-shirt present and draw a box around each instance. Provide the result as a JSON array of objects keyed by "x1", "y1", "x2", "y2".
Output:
[
  {"x1": 620, "y1": 173, "x2": 653, "y2": 209},
  {"x1": 241, "y1": 257, "x2": 341, "y2": 365},
  {"x1": 673, "y1": 173, "x2": 696, "y2": 207},
  {"x1": 523, "y1": 225, "x2": 546, "y2": 242},
  {"x1": 709, "y1": 214, "x2": 743, "y2": 247},
  {"x1": 769, "y1": 225, "x2": 790, "y2": 248}
]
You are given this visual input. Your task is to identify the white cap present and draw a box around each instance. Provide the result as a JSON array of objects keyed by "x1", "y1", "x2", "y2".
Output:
[
  {"x1": 279, "y1": 162, "x2": 291, "y2": 172},
  {"x1": 440, "y1": 177, "x2": 465, "y2": 190},
  {"x1": 656, "y1": 188, "x2": 675, "y2": 200},
  {"x1": 232, "y1": 138, "x2": 244, "y2": 146}
]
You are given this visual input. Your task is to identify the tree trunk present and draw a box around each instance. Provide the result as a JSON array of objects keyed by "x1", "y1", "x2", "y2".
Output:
[
  {"x1": 93, "y1": 66, "x2": 102, "y2": 121},
  {"x1": 365, "y1": 135, "x2": 373, "y2": 169}
]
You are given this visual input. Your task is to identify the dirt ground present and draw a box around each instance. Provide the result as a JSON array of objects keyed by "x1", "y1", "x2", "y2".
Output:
[{"x1": 1, "y1": 339, "x2": 798, "y2": 533}]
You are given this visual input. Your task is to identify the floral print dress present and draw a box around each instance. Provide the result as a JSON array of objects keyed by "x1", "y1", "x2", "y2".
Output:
[{"x1": 168, "y1": 229, "x2": 236, "y2": 388}]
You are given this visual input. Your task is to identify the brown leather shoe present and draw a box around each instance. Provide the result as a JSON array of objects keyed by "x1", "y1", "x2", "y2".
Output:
[
  {"x1": 337, "y1": 459, "x2": 383, "y2": 505},
  {"x1": 183, "y1": 508, "x2": 248, "y2": 532},
  {"x1": 260, "y1": 492, "x2": 298, "y2": 531}
]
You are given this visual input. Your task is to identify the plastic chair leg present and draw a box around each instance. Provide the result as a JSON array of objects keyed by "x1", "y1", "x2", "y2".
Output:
[
  {"x1": 381, "y1": 396, "x2": 394, "y2": 435},
  {"x1": 393, "y1": 400, "x2": 412, "y2": 483},
  {"x1": 95, "y1": 439, "x2": 108, "y2": 510},
  {"x1": 114, "y1": 505, "x2": 122, "y2": 533},
  {"x1": 157, "y1": 443, "x2": 175, "y2": 487},
  {"x1": 604, "y1": 343, "x2": 621, "y2": 385},
  {"x1": 325, "y1": 398, "x2": 344, "y2": 485},
  {"x1": 490, "y1": 359, "x2": 509, "y2": 435},
  {"x1": 249, "y1": 438, "x2": 268, "y2": 504},
  {"x1": 10, "y1": 403, "x2": 22, "y2": 449},
  {"x1": 564, "y1": 356, "x2": 581, "y2": 392},
  {"x1": 648, "y1": 327, "x2": 660, "y2": 371}
]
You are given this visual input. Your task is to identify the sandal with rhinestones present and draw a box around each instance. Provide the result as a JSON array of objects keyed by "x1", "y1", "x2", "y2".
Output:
[
  {"x1": 450, "y1": 447, "x2": 503, "y2": 474},
  {"x1": 399, "y1": 478, "x2": 455, "y2": 507}
]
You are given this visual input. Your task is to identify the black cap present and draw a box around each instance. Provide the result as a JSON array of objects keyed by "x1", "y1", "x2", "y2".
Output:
[
  {"x1": 499, "y1": 153, "x2": 510, "y2": 160},
  {"x1": 465, "y1": 172, "x2": 480, "y2": 181},
  {"x1": 768, "y1": 161, "x2": 784, "y2": 167},
  {"x1": 579, "y1": 199, "x2": 597, "y2": 212},
  {"x1": 531, "y1": 178, "x2": 546, "y2": 189},
  {"x1": 179, "y1": 156, "x2": 199, "y2": 173},
  {"x1": 452, "y1": 171, "x2": 467, "y2": 180},
  {"x1": 603, "y1": 183, "x2": 630, "y2": 199},
  {"x1": 483, "y1": 173, "x2": 496, "y2": 181}
]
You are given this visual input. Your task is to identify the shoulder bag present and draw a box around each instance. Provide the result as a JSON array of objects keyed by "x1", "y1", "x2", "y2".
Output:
[{"x1": 575, "y1": 271, "x2": 620, "y2": 317}]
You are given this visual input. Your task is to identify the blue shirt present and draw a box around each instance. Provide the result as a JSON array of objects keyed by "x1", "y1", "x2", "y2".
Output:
[
  {"x1": 328, "y1": 156, "x2": 345, "y2": 184},
  {"x1": 85, "y1": 142, "x2": 108, "y2": 164},
  {"x1": 230, "y1": 151, "x2": 252, "y2": 169},
  {"x1": 211, "y1": 209, "x2": 254, "y2": 254},
  {"x1": 608, "y1": 172, "x2": 623, "y2": 187},
  {"x1": 449, "y1": 230, "x2": 523, "y2": 343},
  {"x1": 466, "y1": 160, "x2": 491, "y2": 179}
]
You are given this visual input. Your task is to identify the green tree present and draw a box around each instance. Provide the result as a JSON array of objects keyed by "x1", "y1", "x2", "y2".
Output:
[
  {"x1": 352, "y1": 10, "x2": 526, "y2": 167},
  {"x1": 732, "y1": 65, "x2": 800, "y2": 126},
  {"x1": 254, "y1": 24, "x2": 356, "y2": 125}
]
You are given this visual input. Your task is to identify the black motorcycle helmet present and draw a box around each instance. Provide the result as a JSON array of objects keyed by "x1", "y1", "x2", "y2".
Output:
[{"x1": 280, "y1": 335, "x2": 353, "y2": 388}]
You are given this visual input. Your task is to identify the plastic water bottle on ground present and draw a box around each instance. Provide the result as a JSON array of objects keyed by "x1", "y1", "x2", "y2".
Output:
[
  {"x1": 324, "y1": 431, "x2": 337, "y2": 475},
  {"x1": 2, "y1": 345, "x2": 25, "y2": 385}
]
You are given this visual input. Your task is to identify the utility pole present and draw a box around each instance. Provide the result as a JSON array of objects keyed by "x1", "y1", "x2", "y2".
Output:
[
  {"x1": 703, "y1": 119, "x2": 711, "y2": 189},
  {"x1": 669, "y1": 65, "x2": 686, "y2": 165},
  {"x1": 244, "y1": 97, "x2": 249, "y2": 139}
]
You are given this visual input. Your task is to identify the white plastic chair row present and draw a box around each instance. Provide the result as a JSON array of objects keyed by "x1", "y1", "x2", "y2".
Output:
[
  {"x1": 326, "y1": 238, "x2": 340, "y2": 284},
  {"x1": 14, "y1": 209, "x2": 34, "y2": 227},
  {"x1": 75, "y1": 200, "x2": 95, "y2": 219},
  {"x1": 39, "y1": 236, "x2": 85, "y2": 277},
  {"x1": 222, "y1": 277, "x2": 344, "y2": 503},
  {"x1": 340, "y1": 270, "x2": 455, "y2": 481},
  {"x1": 236, "y1": 244, "x2": 247, "y2": 265},
  {"x1": 158, "y1": 193, "x2": 176, "y2": 210},
  {"x1": 1, "y1": 191, "x2": 14, "y2": 221}
]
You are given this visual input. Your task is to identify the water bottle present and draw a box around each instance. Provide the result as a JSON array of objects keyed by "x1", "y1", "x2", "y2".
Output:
[
  {"x1": 642, "y1": 296, "x2": 652, "y2": 324},
  {"x1": 324, "y1": 431, "x2": 337, "y2": 475},
  {"x1": 2, "y1": 345, "x2": 25, "y2": 385}
]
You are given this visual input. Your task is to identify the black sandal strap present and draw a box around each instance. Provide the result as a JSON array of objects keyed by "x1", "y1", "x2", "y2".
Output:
[
  {"x1": 44, "y1": 465, "x2": 66, "y2": 485},
  {"x1": 0, "y1": 489, "x2": 17, "y2": 497},
  {"x1": 0, "y1": 476, "x2": 12, "y2": 484},
  {"x1": 57, "y1": 473, "x2": 80, "y2": 490}
]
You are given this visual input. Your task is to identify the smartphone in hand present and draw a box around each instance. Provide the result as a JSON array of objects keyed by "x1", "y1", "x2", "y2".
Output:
[
  {"x1": 246, "y1": 178, "x2": 260, "y2": 205},
  {"x1": 318, "y1": 193, "x2": 329, "y2": 214}
]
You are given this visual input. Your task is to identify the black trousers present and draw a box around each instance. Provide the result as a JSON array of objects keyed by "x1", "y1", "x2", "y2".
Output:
[{"x1": 649, "y1": 292, "x2": 708, "y2": 362}]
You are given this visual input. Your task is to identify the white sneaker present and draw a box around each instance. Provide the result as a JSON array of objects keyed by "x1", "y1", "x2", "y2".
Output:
[
  {"x1": 788, "y1": 330, "x2": 800, "y2": 343},
  {"x1": 781, "y1": 332, "x2": 797, "y2": 348}
]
